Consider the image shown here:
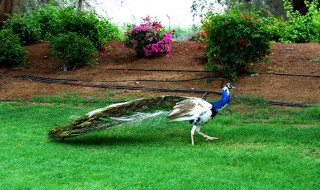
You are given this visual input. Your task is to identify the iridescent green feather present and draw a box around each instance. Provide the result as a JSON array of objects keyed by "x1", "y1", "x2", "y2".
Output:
[{"x1": 48, "y1": 96, "x2": 187, "y2": 139}]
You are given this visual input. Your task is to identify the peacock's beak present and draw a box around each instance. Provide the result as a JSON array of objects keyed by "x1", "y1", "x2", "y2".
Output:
[
  {"x1": 225, "y1": 83, "x2": 235, "y2": 89},
  {"x1": 228, "y1": 85, "x2": 235, "y2": 89}
]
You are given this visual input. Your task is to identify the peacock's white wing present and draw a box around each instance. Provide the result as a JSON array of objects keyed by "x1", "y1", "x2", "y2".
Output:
[{"x1": 168, "y1": 98, "x2": 212, "y2": 122}]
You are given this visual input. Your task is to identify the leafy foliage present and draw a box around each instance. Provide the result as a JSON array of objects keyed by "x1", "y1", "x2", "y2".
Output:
[
  {"x1": 2, "y1": 12, "x2": 42, "y2": 45},
  {"x1": 30, "y1": 4, "x2": 61, "y2": 40},
  {"x1": 97, "y1": 18, "x2": 123, "y2": 42},
  {"x1": 199, "y1": 10, "x2": 271, "y2": 78},
  {"x1": 124, "y1": 16, "x2": 174, "y2": 57},
  {"x1": 1, "y1": 4, "x2": 122, "y2": 69},
  {"x1": 3, "y1": 4, "x2": 122, "y2": 48},
  {"x1": 51, "y1": 32, "x2": 97, "y2": 71},
  {"x1": 53, "y1": 7, "x2": 121, "y2": 49},
  {"x1": 279, "y1": 0, "x2": 320, "y2": 43},
  {"x1": 0, "y1": 29, "x2": 27, "y2": 68},
  {"x1": 260, "y1": 16, "x2": 288, "y2": 42}
]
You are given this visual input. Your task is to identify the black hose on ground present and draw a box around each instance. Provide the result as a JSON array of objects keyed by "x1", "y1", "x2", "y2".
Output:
[
  {"x1": 16, "y1": 75, "x2": 222, "y2": 95},
  {"x1": 106, "y1": 68, "x2": 211, "y2": 73},
  {"x1": 17, "y1": 74, "x2": 217, "y2": 83},
  {"x1": 13, "y1": 75, "x2": 315, "y2": 108},
  {"x1": 261, "y1": 72, "x2": 320, "y2": 78}
]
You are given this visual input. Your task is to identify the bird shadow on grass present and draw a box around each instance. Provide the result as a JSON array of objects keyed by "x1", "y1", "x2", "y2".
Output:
[{"x1": 50, "y1": 134, "x2": 160, "y2": 147}]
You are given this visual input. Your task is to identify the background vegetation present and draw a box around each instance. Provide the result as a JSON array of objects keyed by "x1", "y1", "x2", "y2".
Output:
[
  {"x1": 0, "y1": 29, "x2": 27, "y2": 68},
  {"x1": 51, "y1": 32, "x2": 98, "y2": 71},
  {"x1": 0, "y1": 0, "x2": 319, "y2": 74},
  {"x1": 0, "y1": 4, "x2": 122, "y2": 69},
  {"x1": 194, "y1": 0, "x2": 319, "y2": 78}
]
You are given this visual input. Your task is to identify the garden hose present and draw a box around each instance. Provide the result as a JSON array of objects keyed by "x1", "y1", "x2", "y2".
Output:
[
  {"x1": 16, "y1": 75, "x2": 222, "y2": 95},
  {"x1": 106, "y1": 68, "x2": 211, "y2": 73},
  {"x1": 14, "y1": 75, "x2": 314, "y2": 108}
]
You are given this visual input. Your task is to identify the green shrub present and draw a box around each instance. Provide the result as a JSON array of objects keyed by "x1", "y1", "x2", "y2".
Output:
[
  {"x1": 97, "y1": 18, "x2": 123, "y2": 41},
  {"x1": 2, "y1": 12, "x2": 41, "y2": 45},
  {"x1": 200, "y1": 10, "x2": 271, "y2": 78},
  {"x1": 51, "y1": 32, "x2": 97, "y2": 71},
  {"x1": 0, "y1": 29, "x2": 27, "y2": 68},
  {"x1": 280, "y1": 0, "x2": 320, "y2": 43},
  {"x1": 54, "y1": 7, "x2": 121, "y2": 49},
  {"x1": 261, "y1": 16, "x2": 288, "y2": 42},
  {"x1": 31, "y1": 4, "x2": 60, "y2": 40},
  {"x1": 3, "y1": 5, "x2": 122, "y2": 48}
]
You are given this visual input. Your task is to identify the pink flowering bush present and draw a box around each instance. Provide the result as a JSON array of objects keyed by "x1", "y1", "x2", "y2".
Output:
[{"x1": 124, "y1": 16, "x2": 174, "y2": 57}]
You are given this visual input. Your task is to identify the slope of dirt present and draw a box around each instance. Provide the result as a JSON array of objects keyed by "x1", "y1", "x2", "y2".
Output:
[{"x1": 0, "y1": 41, "x2": 319, "y2": 104}]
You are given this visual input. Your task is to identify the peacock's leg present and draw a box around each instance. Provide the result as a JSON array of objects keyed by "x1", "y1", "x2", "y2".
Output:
[
  {"x1": 196, "y1": 127, "x2": 219, "y2": 141},
  {"x1": 191, "y1": 125, "x2": 198, "y2": 145}
]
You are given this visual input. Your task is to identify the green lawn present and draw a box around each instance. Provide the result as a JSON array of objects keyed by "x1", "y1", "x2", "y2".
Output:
[{"x1": 0, "y1": 95, "x2": 319, "y2": 190}]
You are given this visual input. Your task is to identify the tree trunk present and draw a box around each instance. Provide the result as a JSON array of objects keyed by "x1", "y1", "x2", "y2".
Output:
[
  {"x1": 77, "y1": 0, "x2": 83, "y2": 13},
  {"x1": 0, "y1": 0, "x2": 21, "y2": 26}
]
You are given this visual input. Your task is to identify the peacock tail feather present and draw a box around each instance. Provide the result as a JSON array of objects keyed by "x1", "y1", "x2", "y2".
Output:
[{"x1": 48, "y1": 96, "x2": 188, "y2": 140}]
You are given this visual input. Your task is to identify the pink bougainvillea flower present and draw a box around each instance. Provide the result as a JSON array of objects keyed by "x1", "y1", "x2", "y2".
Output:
[
  {"x1": 124, "y1": 16, "x2": 173, "y2": 58},
  {"x1": 142, "y1": 25, "x2": 148, "y2": 31},
  {"x1": 133, "y1": 26, "x2": 140, "y2": 32},
  {"x1": 156, "y1": 23, "x2": 162, "y2": 29},
  {"x1": 143, "y1": 16, "x2": 151, "y2": 22}
]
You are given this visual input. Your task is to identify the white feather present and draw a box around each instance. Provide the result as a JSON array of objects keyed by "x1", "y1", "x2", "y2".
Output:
[
  {"x1": 111, "y1": 111, "x2": 167, "y2": 122},
  {"x1": 86, "y1": 101, "x2": 130, "y2": 117},
  {"x1": 168, "y1": 98, "x2": 213, "y2": 124}
]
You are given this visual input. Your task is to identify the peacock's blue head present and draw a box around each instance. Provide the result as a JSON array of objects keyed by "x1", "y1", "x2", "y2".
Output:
[
  {"x1": 221, "y1": 83, "x2": 235, "y2": 95},
  {"x1": 212, "y1": 83, "x2": 235, "y2": 112}
]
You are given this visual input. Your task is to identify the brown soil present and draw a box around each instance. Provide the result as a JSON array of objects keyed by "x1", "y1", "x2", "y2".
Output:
[{"x1": 0, "y1": 41, "x2": 319, "y2": 104}]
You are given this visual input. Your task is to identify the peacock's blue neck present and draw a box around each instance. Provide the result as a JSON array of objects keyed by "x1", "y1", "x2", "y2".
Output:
[{"x1": 212, "y1": 90, "x2": 230, "y2": 112}]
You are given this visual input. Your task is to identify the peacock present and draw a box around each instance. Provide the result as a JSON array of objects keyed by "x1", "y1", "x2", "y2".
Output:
[
  {"x1": 48, "y1": 84, "x2": 234, "y2": 145},
  {"x1": 167, "y1": 83, "x2": 235, "y2": 145}
]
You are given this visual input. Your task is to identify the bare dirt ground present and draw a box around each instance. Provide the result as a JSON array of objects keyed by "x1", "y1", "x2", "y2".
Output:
[{"x1": 0, "y1": 41, "x2": 319, "y2": 104}]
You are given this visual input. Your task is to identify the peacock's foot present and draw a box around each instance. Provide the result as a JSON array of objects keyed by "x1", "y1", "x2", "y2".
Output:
[{"x1": 206, "y1": 136, "x2": 219, "y2": 141}]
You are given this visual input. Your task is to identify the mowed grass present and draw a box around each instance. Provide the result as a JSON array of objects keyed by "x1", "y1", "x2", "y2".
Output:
[{"x1": 0, "y1": 95, "x2": 319, "y2": 190}]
